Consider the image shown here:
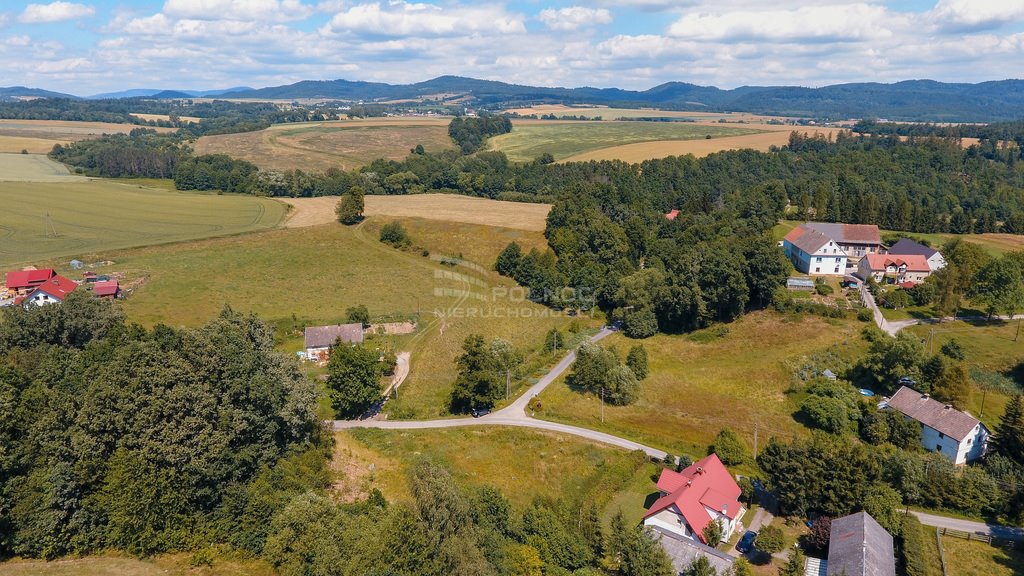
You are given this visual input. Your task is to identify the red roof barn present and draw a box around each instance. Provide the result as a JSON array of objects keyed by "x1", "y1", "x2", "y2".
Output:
[{"x1": 5, "y1": 268, "x2": 56, "y2": 292}]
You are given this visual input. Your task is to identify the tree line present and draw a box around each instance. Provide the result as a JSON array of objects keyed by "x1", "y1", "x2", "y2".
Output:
[{"x1": 448, "y1": 115, "x2": 513, "y2": 153}]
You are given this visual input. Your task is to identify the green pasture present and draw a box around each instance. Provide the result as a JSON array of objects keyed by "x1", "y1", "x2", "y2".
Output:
[{"x1": 489, "y1": 121, "x2": 765, "y2": 162}]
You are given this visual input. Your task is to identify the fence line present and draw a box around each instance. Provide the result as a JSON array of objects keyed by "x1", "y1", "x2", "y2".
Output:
[{"x1": 936, "y1": 528, "x2": 949, "y2": 576}]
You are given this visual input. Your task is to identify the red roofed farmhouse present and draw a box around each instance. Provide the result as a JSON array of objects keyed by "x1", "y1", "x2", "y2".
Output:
[
  {"x1": 858, "y1": 254, "x2": 931, "y2": 285},
  {"x1": 5, "y1": 268, "x2": 56, "y2": 295},
  {"x1": 22, "y1": 274, "x2": 78, "y2": 307},
  {"x1": 643, "y1": 454, "x2": 744, "y2": 544}
]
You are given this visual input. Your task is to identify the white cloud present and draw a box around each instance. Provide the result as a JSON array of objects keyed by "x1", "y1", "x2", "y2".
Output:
[
  {"x1": 323, "y1": 2, "x2": 525, "y2": 37},
  {"x1": 163, "y1": 0, "x2": 313, "y2": 21},
  {"x1": 929, "y1": 0, "x2": 1024, "y2": 31},
  {"x1": 538, "y1": 6, "x2": 612, "y2": 31},
  {"x1": 667, "y1": 4, "x2": 900, "y2": 42},
  {"x1": 19, "y1": 2, "x2": 95, "y2": 24}
]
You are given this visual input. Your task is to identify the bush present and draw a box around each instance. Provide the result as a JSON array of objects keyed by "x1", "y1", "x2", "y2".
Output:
[
  {"x1": 710, "y1": 428, "x2": 748, "y2": 465},
  {"x1": 800, "y1": 395, "x2": 852, "y2": 434},
  {"x1": 380, "y1": 221, "x2": 411, "y2": 248},
  {"x1": 857, "y1": 308, "x2": 874, "y2": 322},
  {"x1": 815, "y1": 283, "x2": 834, "y2": 296},
  {"x1": 754, "y1": 524, "x2": 785, "y2": 554},
  {"x1": 900, "y1": 514, "x2": 930, "y2": 576}
]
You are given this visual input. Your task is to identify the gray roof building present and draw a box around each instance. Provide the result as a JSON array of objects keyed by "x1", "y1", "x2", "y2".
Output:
[
  {"x1": 304, "y1": 323, "x2": 365, "y2": 349},
  {"x1": 888, "y1": 239, "x2": 938, "y2": 259},
  {"x1": 886, "y1": 386, "x2": 981, "y2": 441},
  {"x1": 827, "y1": 511, "x2": 895, "y2": 576}
]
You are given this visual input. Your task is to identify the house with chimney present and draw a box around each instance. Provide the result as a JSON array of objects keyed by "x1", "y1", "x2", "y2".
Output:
[
  {"x1": 887, "y1": 239, "x2": 946, "y2": 272},
  {"x1": 783, "y1": 222, "x2": 882, "y2": 276},
  {"x1": 882, "y1": 386, "x2": 988, "y2": 465},
  {"x1": 643, "y1": 454, "x2": 744, "y2": 545},
  {"x1": 857, "y1": 254, "x2": 931, "y2": 285}
]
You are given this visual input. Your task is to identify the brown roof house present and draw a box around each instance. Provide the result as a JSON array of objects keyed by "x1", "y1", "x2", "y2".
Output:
[
  {"x1": 883, "y1": 386, "x2": 989, "y2": 465},
  {"x1": 825, "y1": 511, "x2": 895, "y2": 576},
  {"x1": 783, "y1": 222, "x2": 882, "y2": 275},
  {"x1": 303, "y1": 323, "x2": 365, "y2": 362}
]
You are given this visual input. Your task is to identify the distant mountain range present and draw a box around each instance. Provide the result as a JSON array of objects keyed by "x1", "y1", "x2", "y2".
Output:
[{"x1": 3, "y1": 77, "x2": 1024, "y2": 121}]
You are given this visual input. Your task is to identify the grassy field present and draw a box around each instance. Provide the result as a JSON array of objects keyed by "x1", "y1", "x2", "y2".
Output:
[
  {"x1": 0, "y1": 180, "x2": 286, "y2": 269},
  {"x1": 73, "y1": 216, "x2": 580, "y2": 417},
  {"x1": 503, "y1": 104, "x2": 788, "y2": 123},
  {"x1": 339, "y1": 427, "x2": 650, "y2": 512},
  {"x1": 941, "y1": 537, "x2": 1024, "y2": 576},
  {"x1": 0, "y1": 554, "x2": 274, "y2": 576},
  {"x1": 193, "y1": 118, "x2": 454, "y2": 172},
  {"x1": 279, "y1": 193, "x2": 551, "y2": 231},
  {"x1": 489, "y1": 121, "x2": 766, "y2": 162},
  {"x1": 0, "y1": 137, "x2": 69, "y2": 154},
  {"x1": 561, "y1": 126, "x2": 847, "y2": 163},
  {"x1": 0, "y1": 119, "x2": 174, "y2": 154},
  {"x1": 0, "y1": 153, "x2": 89, "y2": 182},
  {"x1": 534, "y1": 311, "x2": 868, "y2": 460}
]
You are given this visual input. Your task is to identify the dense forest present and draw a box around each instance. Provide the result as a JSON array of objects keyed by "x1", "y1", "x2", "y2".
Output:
[{"x1": 448, "y1": 115, "x2": 513, "y2": 153}]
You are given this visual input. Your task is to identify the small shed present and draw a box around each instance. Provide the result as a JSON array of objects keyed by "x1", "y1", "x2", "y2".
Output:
[
  {"x1": 70, "y1": 260, "x2": 83, "y2": 270},
  {"x1": 83, "y1": 271, "x2": 98, "y2": 283},
  {"x1": 93, "y1": 280, "x2": 119, "y2": 299},
  {"x1": 304, "y1": 323, "x2": 365, "y2": 361},
  {"x1": 822, "y1": 369, "x2": 837, "y2": 380},
  {"x1": 787, "y1": 277, "x2": 815, "y2": 291}
]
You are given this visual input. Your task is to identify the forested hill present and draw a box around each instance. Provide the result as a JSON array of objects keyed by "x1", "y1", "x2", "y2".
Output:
[{"x1": 223, "y1": 76, "x2": 1024, "y2": 122}]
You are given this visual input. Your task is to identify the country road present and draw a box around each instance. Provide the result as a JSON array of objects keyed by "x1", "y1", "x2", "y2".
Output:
[{"x1": 911, "y1": 510, "x2": 1024, "y2": 542}]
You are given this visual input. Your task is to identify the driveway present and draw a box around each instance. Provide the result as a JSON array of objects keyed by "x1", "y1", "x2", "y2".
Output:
[{"x1": 912, "y1": 510, "x2": 1024, "y2": 542}]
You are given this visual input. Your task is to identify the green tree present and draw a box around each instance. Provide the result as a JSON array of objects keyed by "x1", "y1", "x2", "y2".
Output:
[
  {"x1": 263, "y1": 492, "x2": 348, "y2": 576},
  {"x1": 380, "y1": 221, "x2": 411, "y2": 248},
  {"x1": 702, "y1": 519, "x2": 724, "y2": 546},
  {"x1": 606, "y1": 364, "x2": 640, "y2": 406},
  {"x1": 992, "y1": 394, "x2": 1024, "y2": 465},
  {"x1": 932, "y1": 362, "x2": 972, "y2": 410},
  {"x1": 862, "y1": 484, "x2": 903, "y2": 535},
  {"x1": 754, "y1": 524, "x2": 785, "y2": 555},
  {"x1": 731, "y1": 557, "x2": 753, "y2": 576},
  {"x1": 335, "y1": 185, "x2": 364, "y2": 224},
  {"x1": 970, "y1": 254, "x2": 1024, "y2": 319},
  {"x1": 683, "y1": 555, "x2": 717, "y2": 576},
  {"x1": 858, "y1": 332, "x2": 925, "y2": 392},
  {"x1": 345, "y1": 304, "x2": 370, "y2": 328},
  {"x1": 620, "y1": 528, "x2": 674, "y2": 576},
  {"x1": 495, "y1": 242, "x2": 523, "y2": 276},
  {"x1": 626, "y1": 344, "x2": 649, "y2": 380},
  {"x1": 778, "y1": 546, "x2": 805, "y2": 576},
  {"x1": 544, "y1": 327, "x2": 564, "y2": 355},
  {"x1": 326, "y1": 343, "x2": 382, "y2": 418},
  {"x1": 800, "y1": 395, "x2": 852, "y2": 434},
  {"x1": 450, "y1": 334, "x2": 501, "y2": 412},
  {"x1": 710, "y1": 428, "x2": 748, "y2": 466},
  {"x1": 490, "y1": 338, "x2": 521, "y2": 402}
]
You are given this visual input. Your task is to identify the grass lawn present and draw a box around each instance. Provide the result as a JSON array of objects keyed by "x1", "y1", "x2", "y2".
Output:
[
  {"x1": 0, "y1": 179, "x2": 286, "y2": 269},
  {"x1": 941, "y1": 537, "x2": 1024, "y2": 576},
  {"x1": 63, "y1": 216, "x2": 586, "y2": 418},
  {"x1": 534, "y1": 311, "x2": 869, "y2": 462},
  {"x1": 340, "y1": 427, "x2": 648, "y2": 511},
  {"x1": 489, "y1": 121, "x2": 766, "y2": 162},
  {"x1": 0, "y1": 554, "x2": 274, "y2": 576},
  {"x1": 194, "y1": 119, "x2": 454, "y2": 172}
]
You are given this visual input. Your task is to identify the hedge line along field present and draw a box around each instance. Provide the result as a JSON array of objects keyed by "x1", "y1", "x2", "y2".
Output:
[
  {"x1": 193, "y1": 118, "x2": 456, "y2": 172},
  {"x1": 0, "y1": 179, "x2": 286, "y2": 269},
  {"x1": 487, "y1": 120, "x2": 766, "y2": 162}
]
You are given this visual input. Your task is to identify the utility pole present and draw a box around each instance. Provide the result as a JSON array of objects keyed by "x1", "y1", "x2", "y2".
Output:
[
  {"x1": 600, "y1": 387, "x2": 605, "y2": 423},
  {"x1": 980, "y1": 387, "x2": 988, "y2": 421},
  {"x1": 1016, "y1": 316, "x2": 1021, "y2": 342}
]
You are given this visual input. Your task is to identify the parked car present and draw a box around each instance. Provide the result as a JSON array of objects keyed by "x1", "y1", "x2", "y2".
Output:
[
  {"x1": 898, "y1": 376, "x2": 917, "y2": 387},
  {"x1": 471, "y1": 408, "x2": 491, "y2": 418},
  {"x1": 737, "y1": 530, "x2": 757, "y2": 554}
]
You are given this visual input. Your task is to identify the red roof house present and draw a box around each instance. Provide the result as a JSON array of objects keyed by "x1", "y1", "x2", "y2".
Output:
[
  {"x1": 665, "y1": 209, "x2": 681, "y2": 221},
  {"x1": 23, "y1": 274, "x2": 77, "y2": 306},
  {"x1": 92, "y1": 280, "x2": 119, "y2": 298},
  {"x1": 643, "y1": 454, "x2": 744, "y2": 544},
  {"x1": 5, "y1": 268, "x2": 56, "y2": 292}
]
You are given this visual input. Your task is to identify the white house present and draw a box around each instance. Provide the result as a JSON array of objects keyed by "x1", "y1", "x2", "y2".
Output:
[
  {"x1": 883, "y1": 386, "x2": 989, "y2": 465},
  {"x1": 643, "y1": 454, "x2": 744, "y2": 545},
  {"x1": 783, "y1": 222, "x2": 882, "y2": 275},
  {"x1": 20, "y1": 274, "x2": 77, "y2": 307},
  {"x1": 888, "y1": 239, "x2": 946, "y2": 272},
  {"x1": 857, "y1": 254, "x2": 931, "y2": 285}
]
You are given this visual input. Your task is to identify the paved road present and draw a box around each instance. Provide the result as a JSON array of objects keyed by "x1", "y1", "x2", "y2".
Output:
[
  {"x1": 331, "y1": 327, "x2": 679, "y2": 457},
  {"x1": 912, "y1": 510, "x2": 1024, "y2": 542}
]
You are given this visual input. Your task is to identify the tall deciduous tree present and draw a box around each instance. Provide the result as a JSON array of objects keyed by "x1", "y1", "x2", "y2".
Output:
[
  {"x1": 450, "y1": 334, "x2": 501, "y2": 412},
  {"x1": 335, "y1": 185, "x2": 365, "y2": 224},
  {"x1": 326, "y1": 343, "x2": 382, "y2": 418}
]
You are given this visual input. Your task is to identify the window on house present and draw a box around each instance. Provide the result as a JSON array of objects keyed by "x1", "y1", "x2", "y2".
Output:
[
  {"x1": 936, "y1": 445, "x2": 942, "y2": 452},
  {"x1": 939, "y1": 432, "x2": 944, "y2": 439},
  {"x1": 815, "y1": 267, "x2": 820, "y2": 273},
  {"x1": 816, "y1": 257, "x2": 822, "y2": 262}
]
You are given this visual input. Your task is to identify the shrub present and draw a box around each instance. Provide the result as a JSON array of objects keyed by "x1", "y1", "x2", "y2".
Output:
[
  {"x1": 754, "y1": 524, "x2": 785, "y2": 554},
  {"x1": 900, "y1": 514, "x2": 930, "y2": 576},
  {"x1": 815, "y1": 283, "x2": 834, "y2": 296},
  {"x1": 710, "y1": 428, "x2": 748, "y2": 465},
  {"x1": 799, "y1": 395, "x2": 851, "y2": 434},
  {"x1": 857, "y1": 308, "x2": 874, "y2": 322},
  {"x1": 380, "y1": 221, "x2": 411, "y2": 248},
  {"x1": 626, "y1": 345, "x2": 649, "y2": 380}
]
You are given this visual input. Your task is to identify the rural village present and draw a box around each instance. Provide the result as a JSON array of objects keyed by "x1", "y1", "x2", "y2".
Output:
[{"x1": 3, "y1": 2, "x2": 1024, "y2": 576}]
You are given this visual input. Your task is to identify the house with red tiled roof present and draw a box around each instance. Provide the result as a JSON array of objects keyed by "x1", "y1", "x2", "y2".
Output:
[
  {"x1": 92, "y1": 280, "x2": 119, "y2": 299},
  {"x1": 21, "y1": 274, "x2": 78, "y2": 307},
  {"x1": 5, "y1": 268, "x2": 56, "y2": 295},
  {"x1": 857, "y1": 254, "x2": 931, "y2": 285},
  {"x1": 643, "y1": 454, "x2": 744, "y2": 545},
  {"x1": 783, "y1": 222, "x2": 882, "y2": 275},
  {"x1": 665, "y1": 209, "x2": 681, "y2": 221}
]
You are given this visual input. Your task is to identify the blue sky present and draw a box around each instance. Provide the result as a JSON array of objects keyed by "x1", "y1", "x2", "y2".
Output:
[{"x1": 2, "y1": 0, "x2": 1024, "y2": 95}]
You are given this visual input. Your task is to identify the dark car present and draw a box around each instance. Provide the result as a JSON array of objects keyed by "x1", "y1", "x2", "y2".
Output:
[
  {"x1": 471, "y1": 408, "x2": 490, "y2": 418},
  {"x1": 737, "y1": 530, "x2": 757, "y2": 554},
  {"x1": 898, "y1": 376, "x2": 917, "y2": 387}
]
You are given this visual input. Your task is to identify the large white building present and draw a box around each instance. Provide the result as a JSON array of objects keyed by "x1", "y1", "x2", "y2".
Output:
[
  {"x1": 783, "y1": 222, "x2": 882, "y2": 275},
  {"x1": 883, "y1": 386, "x2": 989, "y2": 465}
]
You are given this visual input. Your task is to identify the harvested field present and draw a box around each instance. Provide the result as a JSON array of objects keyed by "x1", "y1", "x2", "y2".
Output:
[
  {"x1": 561, "y1": 126, "x2": 847, "y2": 163},
  {"x1": 279, "y1": 193, "x2": 551, "y2": 231},
  {"x1": 0, "y1": 153, "x2": 89, "y2": 182},
  {"x1": 193, "y1": 118, "x2": 454, "y2": 172},
  {"x1": 0, "y1": 135, "x2": 69, "y2": 154},
  {"x1": 0, "y1": 180, "x2": 286, "y2": 269},
  {"x1": 489, "y1": 120, "x2": 765, "y2": 162},
  {"x1": 504, "y1": 104, "x2": 787, "y2": 123},
  {"x1": 130, "y1": 113, "x2": 201, "y2": 123},
  {"x1": 0, "y1": 119, "x2": 174, "y2": 136}
]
